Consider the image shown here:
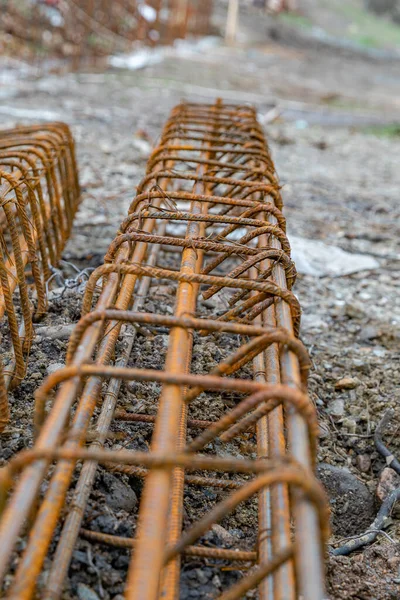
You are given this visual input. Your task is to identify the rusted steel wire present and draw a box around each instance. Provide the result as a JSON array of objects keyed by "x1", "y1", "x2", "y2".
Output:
[
  {"x1": 0, "y1": 122, "x2": 80, "y2": 431},
  {"x1": 80, "y1": 528, "x2": 258, "y2": 562},
  {"x1": 0, "y1": 101, "x2": 327, "y2": 599}
]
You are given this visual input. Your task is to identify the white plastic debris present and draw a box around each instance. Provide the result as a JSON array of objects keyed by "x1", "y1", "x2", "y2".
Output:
[
  {"x1": 108, "y1": 36, "x2": 220, "y2": 71},
  {"x1": 290, "y1": 236, "x2": 380, "y2": 277},
  {"x1": 108, "y1": 48, "x2": 164, "y2": 70},
  {"x1": 137, "y1": 3, "x2": 157, "y2": 23}
]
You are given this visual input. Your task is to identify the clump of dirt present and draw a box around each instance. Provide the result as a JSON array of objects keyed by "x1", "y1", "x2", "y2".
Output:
[{"x1": 317, "y1": 463, "x2": 376, "y2": 536}]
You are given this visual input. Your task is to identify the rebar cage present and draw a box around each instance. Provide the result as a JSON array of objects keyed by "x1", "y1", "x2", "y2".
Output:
[
  {"x1": 1, "y1": 1, "x2": 214, "y2": 68},
  {"x1": 0, "y1": 101, "x2": 327, "y2": 599},
  {"x1": 0, "y1": 122, "x2": 80, "y2": 431}
]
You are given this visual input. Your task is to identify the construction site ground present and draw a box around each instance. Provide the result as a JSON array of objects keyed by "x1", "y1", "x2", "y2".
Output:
[{"x1": 1, "y1": 5, "x2": 400, "y2": 599}]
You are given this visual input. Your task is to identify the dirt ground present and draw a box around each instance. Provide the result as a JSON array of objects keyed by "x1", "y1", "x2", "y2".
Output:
[{"x1": 1, "y1": 3, "x2": 400, "y2": 599}]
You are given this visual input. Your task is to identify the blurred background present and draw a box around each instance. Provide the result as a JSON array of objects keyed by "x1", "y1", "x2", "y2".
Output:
[{"x1": 1, "y1": 3, "x2": 400, "y2": 596}]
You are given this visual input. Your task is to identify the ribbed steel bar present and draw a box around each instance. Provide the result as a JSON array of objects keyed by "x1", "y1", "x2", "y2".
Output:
[
  {"x1": 0, "y1": 101, "x2": 327, "y2": 599},
  {"x1": 0, "y1": 123, "x2": 80, "y2": 431},
  {"x1": 43, "y1": 222, "x2": 167, "y2": 600}
]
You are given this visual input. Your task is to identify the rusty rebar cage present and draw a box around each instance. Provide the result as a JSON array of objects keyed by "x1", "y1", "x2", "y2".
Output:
[
  {"x1": 0, "y1": 101, "x2": 327, "y2": 599},
  {"x1": 0, "y1": 1, "x2": 215, "y2": 68},
  {"x1": 0, "y1": 122, "x2": 80, "y2": 432}
]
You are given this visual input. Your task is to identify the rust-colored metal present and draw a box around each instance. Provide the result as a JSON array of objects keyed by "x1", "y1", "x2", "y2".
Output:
[
  {"x1": 0, "y1": 101, "x2": 327, "y2": 599},
  {"x1": 0, "y1": 122, "x2": 81, "y2": 432},
  {"x1": 1, "y1": 1, "x2": 215, "y2": 69}
]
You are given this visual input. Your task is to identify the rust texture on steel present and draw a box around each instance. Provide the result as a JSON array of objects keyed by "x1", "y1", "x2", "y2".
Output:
[
  {"x1": 1, "y1": 1, "x2": 214, "y2": 68},
  {"x1": 0, "y1": 122, "x2": 80, "y2": 431},
  {"x1": 0, "y1": 101, "x2": 328, "y2": 599}
]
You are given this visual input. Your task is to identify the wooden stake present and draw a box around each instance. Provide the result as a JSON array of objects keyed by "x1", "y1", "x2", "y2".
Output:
[{"x1": 225, "y1": 0, "x2": 239, "y2": 44}]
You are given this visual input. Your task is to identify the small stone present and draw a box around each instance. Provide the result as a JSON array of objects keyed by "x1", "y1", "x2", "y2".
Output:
[
  {"x1": 102, "y1": 568, "x2": 121, "y2": 586},
  {"x1": 195, "y1": 568, "x2": 209, "y2": 585},
  {"x1": 100, "y1": 142, "x2": 112, "y2": 154},
  {"x1": 352, "y1": 358, "x2": 369, "y2": 372},
  {"x1": 211, "y1": 524, "x2": 235, "y2": 546},
  {"x1": 201, "y1": 298, "x2": 216, "y2": 309},
  {"x1": 327, "y1": 399, "x2": 344, "y2": 417},
  {"x1": 359, "y1": 325, "x2": 382, "y2": 341},
  {"x1": 300, "y1": 313, "x2": 327, "y2": 332},
  {"x1": 387, "y1": 555, "x2": 400, "y2": 570},
  {"x1": 72, "y1": 550, "x2": 90, "y2": 566},
  {"x1": 212, "y1": 574, "x2": 222, "y2": 588},
  {"x1": 30, "y1": 372, "x2": 42, "y2": 381},
  {"x1": 356, "y1": 454, "x2": 371, "y2": 473},
  {"x1": 159, "y1": 334, "x2": 169, "y2": 348},
  {"x1": 372, "y1": 347, "x2": 387, "y2": 357},
  {"x1": 341, "y1": 418, "x2": 357, "y2": 434},
  {"x1": 46, "y1": 362, "x2": 65, "y2": 376},
  {"x1": 377, "y1": 467, "x2": 400, "y2": 501},
  {"x1": 228, "y1": 528, "x2": 245, "y2": 539},
  {"x1": 344, "y1": 301, "x2": 366, "y2": 319},
  {"x1": 335, "y1": 377, "x2": 360, "y2": 390},
  {"x1": 77, "y1": 583, "x2": 100, "y2": 600},
  {"x1": 114, "y1": 555, "x2": 129, "y2": 569},
  {"x1": 313, "y1": 139, "x2": 328, "y2": 150},
  {"x1": 318, "y1": 421, "x2": 330, "y2": 439},
  {"x1": 187, "y1": 569, "x2": 198, "y2": 581},
  {"x1": 2, "y1": 448, "x2": 13, "y2": 460},
  {"x1": 126, "y1": 381, "x2": 138, "y2": 393},
  {"x1": 101, "y1": 473, "x2": 137, "y2": 512}
]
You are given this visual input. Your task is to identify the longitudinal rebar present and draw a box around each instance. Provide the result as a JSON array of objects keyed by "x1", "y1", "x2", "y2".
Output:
[
  {"x1": 0, "y1": 122, "x2": 80, "y2": 431},
  {"x1": 0, "y1": 101, "x2": 327, "y2": 599}
]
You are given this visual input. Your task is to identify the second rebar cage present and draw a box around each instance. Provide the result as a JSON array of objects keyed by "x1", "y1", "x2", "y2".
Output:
[
  {"x1": 1, "y1": 1, "x2": 215, "y2": 68},
  {"x1": 0, "y1": 101, "x2": 327, "y2": 599},
  {"x1": 0, "y1": 122, "x2": 80, "y2": 431}
]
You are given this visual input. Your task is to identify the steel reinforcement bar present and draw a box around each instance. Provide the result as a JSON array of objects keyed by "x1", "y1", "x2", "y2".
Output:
[
  {"x1": 0, "y1": 101, "x2": 327, "y2": 599},
  {"x1": 0, "y1": 122, "x2": 80, "y2": 431}
]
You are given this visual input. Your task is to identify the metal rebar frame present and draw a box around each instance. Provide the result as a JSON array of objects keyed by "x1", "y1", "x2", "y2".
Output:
[
  {"x1": 0, "y1": 122, "x2": 80, "y2": 431},
  {"x1": 1, "y1": 1, "x2": 215, "y2": 67},
  {"x1": 0, "y1": 101, "x2": 328, "y2": 599}
]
